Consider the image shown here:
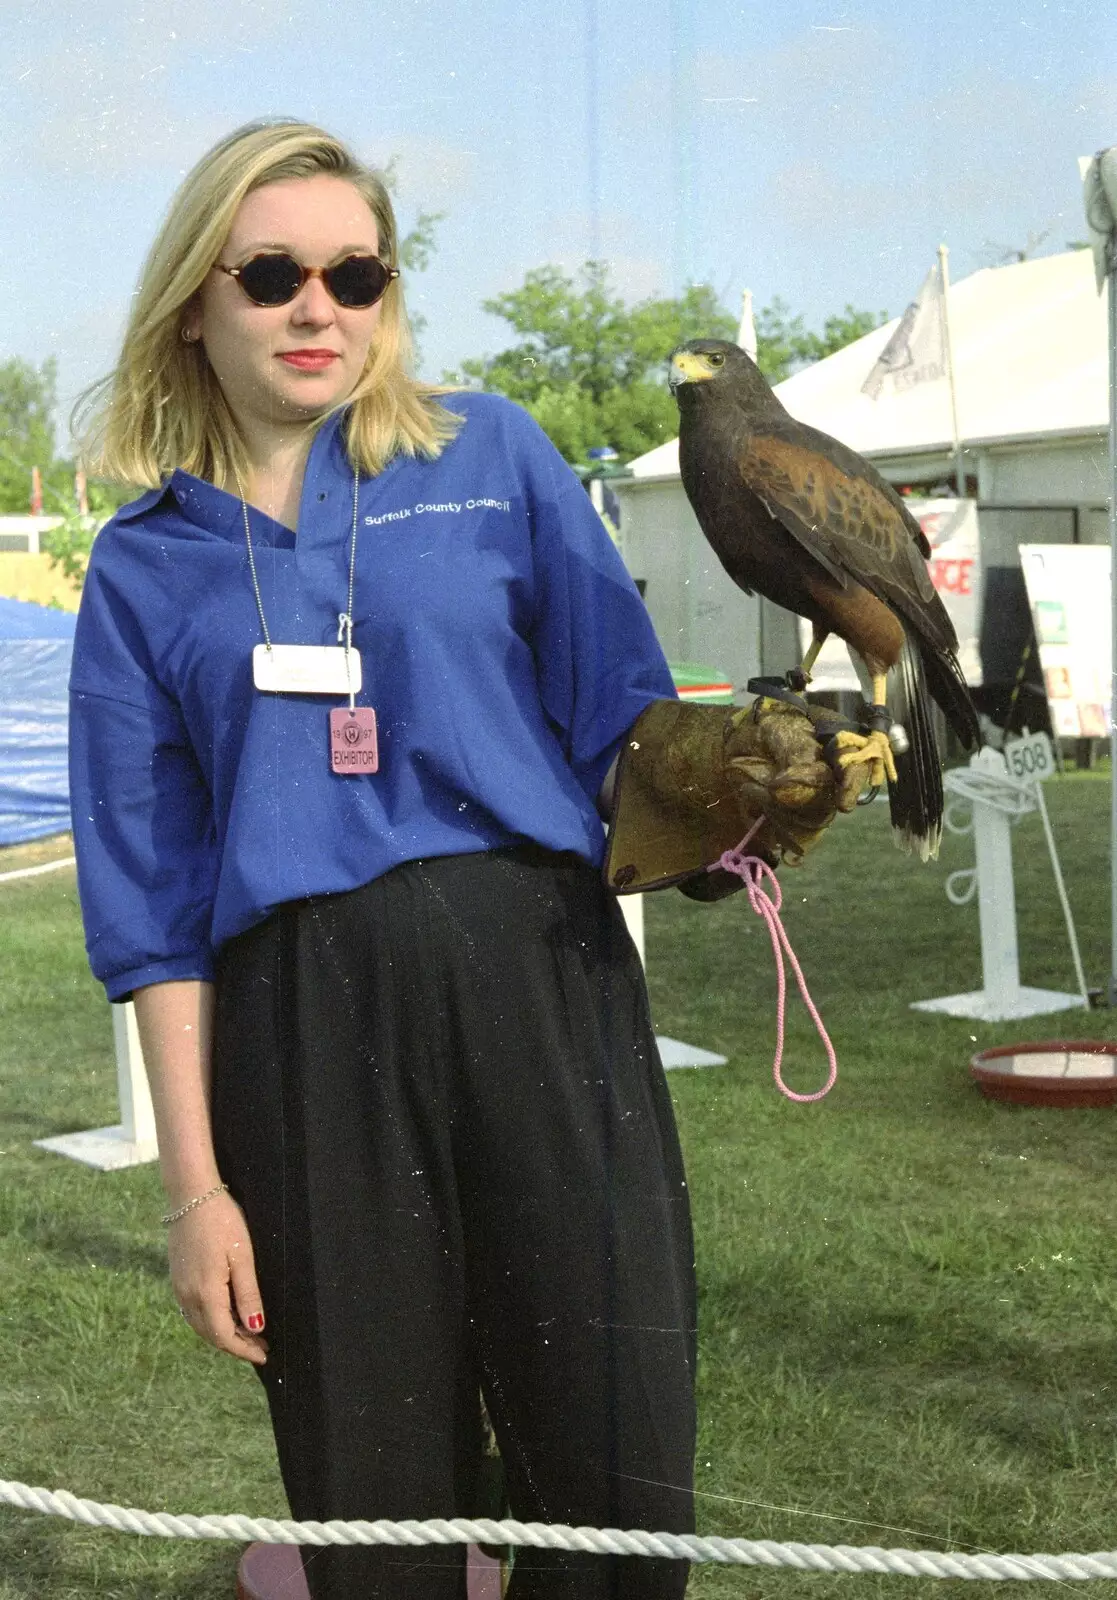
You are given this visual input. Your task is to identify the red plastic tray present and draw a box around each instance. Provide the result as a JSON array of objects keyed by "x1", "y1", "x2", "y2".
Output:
[{"x1": 969, "y1": 1040, "x2": 1117, "y2": 1107}]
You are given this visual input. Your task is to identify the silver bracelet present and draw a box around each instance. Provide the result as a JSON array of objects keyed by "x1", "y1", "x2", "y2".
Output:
[{"x1": 161, "y1": 1182, "x2": 229, "y2": 1226}]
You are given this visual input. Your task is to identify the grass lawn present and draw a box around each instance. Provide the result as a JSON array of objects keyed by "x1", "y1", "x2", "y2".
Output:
[{"x1": 1, "y1": 774, "x2": 1115, "y2": 1599}]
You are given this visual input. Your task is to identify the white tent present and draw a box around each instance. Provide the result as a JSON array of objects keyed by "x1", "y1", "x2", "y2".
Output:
[{"x1": 629, "y1": 250, "x2": 1107, "y2": 494}]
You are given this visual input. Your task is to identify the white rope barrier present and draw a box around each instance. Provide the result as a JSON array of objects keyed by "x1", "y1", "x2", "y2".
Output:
[{"x1": 4, "y1": 1479, "x2": 1117, "y2": 1579}]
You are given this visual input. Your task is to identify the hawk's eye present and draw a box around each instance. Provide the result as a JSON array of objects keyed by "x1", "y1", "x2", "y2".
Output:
[{"x1": 708, "y1": 352, "x2": 725, "y2": 367}]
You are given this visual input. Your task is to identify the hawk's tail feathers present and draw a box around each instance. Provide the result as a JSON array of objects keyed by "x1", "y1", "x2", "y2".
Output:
[
  {"x1": 921, "y1": 641, "x2": 981, "y2": 750},
  {"x1": 886, "y1": 633, "x2": 943, "y2": 861}
]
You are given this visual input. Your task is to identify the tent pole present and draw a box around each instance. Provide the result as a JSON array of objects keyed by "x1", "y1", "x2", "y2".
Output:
[{"x1": 938, "y1": 244, "x2": 965, "y2": 497}]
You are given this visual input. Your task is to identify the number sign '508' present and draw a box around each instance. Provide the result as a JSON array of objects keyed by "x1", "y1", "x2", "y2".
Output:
[{"x1": 1003, "y1": 732, "x2": 1055, "y2": 783}]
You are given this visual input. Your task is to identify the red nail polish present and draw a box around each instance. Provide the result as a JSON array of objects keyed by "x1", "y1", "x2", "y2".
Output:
[{"x1": 247, "y1": 1313, "x2": 264, "y2": 1333}]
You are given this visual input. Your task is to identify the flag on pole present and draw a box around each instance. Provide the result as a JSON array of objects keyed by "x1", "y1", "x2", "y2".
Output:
[
  {"x1": 737, "y1": 288, "x2": 758, "y2": 360},
  {"x1": 30, "y1": 466, "x2": 43, "y2": 515},
  {"x1": 861, "y1": 261, "x2": 948, "y2": 400}
]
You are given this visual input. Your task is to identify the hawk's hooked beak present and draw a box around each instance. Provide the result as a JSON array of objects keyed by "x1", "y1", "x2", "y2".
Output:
[{"x1": 668, "y1": 350, "x2": 714, "y2": 391}]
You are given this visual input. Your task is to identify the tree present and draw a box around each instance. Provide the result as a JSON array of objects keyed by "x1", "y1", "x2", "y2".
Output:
[
  {"x1": 446, "y1": 263, "x2": 739, "y2": 463},
  {"x1": 755, "y1": 298, "x2": 889, "y2": 385},
  {"x1": 39, "y1": 484, "x2": 125, "y2": 588},
  {"x1": 0, "y1": 357, "x2": 76, "y2": 515},
  {"x1": 0, "y1": 356, "x2": 129, "y2": 585},
  {"x1": 980, "y1": 229, "x2": 1051, "y2": 267},
  {"x1": 449, "y1": 265, "x2": 887, "y2": 463}
]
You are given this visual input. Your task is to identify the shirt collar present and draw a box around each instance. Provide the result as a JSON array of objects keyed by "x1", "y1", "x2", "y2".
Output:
[
  {"x1": 113, "y1": 408, "x2": 351, "y2": 541},
  {"x1": 114, "y1": 483, "x2": 177, "y2": 525}
]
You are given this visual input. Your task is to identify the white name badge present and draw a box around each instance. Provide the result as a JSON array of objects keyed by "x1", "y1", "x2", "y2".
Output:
[{"x1": 253, "y1": 644, "x2": 362, "y2": 695}]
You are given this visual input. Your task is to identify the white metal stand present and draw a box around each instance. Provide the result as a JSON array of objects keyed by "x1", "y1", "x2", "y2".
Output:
[
  {"x1": 618, "y1": 894, "x2": 727, "y2": 1070},
  {"x1": 34, "y1": 1002, "x2": 159, "y2": 1169},
  {"x1": 911, "y1": 744, "x2": 1088, "y2": 1023}
]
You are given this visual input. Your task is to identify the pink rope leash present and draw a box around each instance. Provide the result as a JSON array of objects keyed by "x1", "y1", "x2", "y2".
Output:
[{"x1": 713, "y1": 820, "x2": 837, "y2": 1103}]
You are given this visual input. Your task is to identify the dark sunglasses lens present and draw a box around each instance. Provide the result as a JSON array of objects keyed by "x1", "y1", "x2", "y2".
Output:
[
  {"x1": 239, "y1": 255, "x2": 304, "y2": 305},
  {"x1": 325, "y1": 256, "x2": 392, "y2": 307}
]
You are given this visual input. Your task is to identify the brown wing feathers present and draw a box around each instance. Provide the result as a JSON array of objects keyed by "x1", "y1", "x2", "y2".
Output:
[{"x1": 738, "y1": 431, "x2": 956, "y2": 658}]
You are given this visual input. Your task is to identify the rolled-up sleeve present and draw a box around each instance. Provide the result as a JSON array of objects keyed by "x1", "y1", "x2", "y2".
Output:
[
  {"x1": 69, "y1": 548, "x2": 219, "y2": 1002},
  {"x1": 529, "y1": 475, "x2": 676, "y2": 803}
]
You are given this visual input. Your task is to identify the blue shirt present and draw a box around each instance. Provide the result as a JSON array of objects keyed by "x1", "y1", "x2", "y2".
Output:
[{"x1": 69, "y1": 392, "x2": 675, "y2": 1002}]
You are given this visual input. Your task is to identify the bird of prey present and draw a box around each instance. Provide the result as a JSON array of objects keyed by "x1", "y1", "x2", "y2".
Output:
[{"x1": 669, "y1": 337, "x2": 979, "y2": 859}]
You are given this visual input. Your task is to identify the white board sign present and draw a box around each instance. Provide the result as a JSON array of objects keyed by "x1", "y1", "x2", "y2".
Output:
[
  {"x1": 1019, "y1": 544, "x2": 1111, "y2": 739},
  {"x1": 1003, "y1": 731, "x2": 1056, "y2": 784},
  {"x1": 799, "y1": 498, "x2": 982, "y2": 693}
]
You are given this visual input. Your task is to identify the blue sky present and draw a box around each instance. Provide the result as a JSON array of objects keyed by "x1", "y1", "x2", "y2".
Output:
[{"x1": 1, "y1": 0, "x2": 1113, "y2": 444}]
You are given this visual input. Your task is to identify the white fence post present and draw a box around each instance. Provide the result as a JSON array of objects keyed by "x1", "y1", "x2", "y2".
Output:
[
  {"x1": 110, "y1": 1002, "x2": 158, "y2": 1152},
  {"x1": 35, "y1": 1001, "x2": 159, "y2": 1169}
]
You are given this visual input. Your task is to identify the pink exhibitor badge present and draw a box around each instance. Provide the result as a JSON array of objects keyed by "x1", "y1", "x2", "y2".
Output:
[{"x1": 329, "y1": 707, "x2": 378, "y2": 775}]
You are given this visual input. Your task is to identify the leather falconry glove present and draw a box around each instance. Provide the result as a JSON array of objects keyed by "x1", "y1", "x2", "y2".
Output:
[{"x1": 603, "y1": 696, "x2": 872, "y2": 903}]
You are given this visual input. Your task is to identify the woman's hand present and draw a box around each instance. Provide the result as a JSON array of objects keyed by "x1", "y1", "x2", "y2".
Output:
[
  {"x1": 131, "y1": 982, "x2": 266, "y2": 1365},
  {"x1": 167, "y1": 1191, "x2": 269, "y2": 1366}
]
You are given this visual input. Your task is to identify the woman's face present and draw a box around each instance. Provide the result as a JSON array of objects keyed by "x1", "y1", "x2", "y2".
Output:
[{"x1": 184, "y1": 174, "x2": 386, "y2": 437}]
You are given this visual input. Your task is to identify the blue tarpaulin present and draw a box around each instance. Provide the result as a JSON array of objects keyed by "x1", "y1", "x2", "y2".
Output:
[{"x1": 0, "y1": 596, "x2": 77, "y2": 847}]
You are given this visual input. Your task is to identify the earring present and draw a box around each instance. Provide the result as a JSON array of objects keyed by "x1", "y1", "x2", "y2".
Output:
[{"x1": 181, "y1": 328, "x2": 197, "y2": 343}]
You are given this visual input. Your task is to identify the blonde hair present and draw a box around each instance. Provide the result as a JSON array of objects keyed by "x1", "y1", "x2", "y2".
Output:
[{"x1": 73, "y1": 119, "x2": 461, "y2": 489}]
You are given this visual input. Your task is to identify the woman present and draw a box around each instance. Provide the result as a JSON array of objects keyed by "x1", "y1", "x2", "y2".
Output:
[{"x1": 69, "y1": 119, "x2": 698, "y2": 1600}]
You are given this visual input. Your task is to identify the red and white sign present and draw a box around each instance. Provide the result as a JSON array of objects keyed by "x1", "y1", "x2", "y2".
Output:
[{"x1": 799, "y1": 498, "x2": 983, "y2": 693}]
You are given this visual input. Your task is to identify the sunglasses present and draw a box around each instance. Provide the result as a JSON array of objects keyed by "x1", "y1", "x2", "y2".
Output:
[{"x1": 214, "y1": 252, "x2": 399, "y2": 309}]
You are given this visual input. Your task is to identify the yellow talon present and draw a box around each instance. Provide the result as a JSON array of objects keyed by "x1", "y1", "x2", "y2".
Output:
[{"x1": 834, "y1": 728, "x2": 898, "y2": 788}]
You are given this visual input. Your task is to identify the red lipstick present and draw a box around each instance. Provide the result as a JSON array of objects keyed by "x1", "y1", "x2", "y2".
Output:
[{"x1": 279, "y1": 351, "x2": 339, "y2": 371}]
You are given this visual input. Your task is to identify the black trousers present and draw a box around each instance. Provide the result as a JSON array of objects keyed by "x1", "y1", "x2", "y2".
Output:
[{"x1": 212, "y1": 844, "x2": 697, "y2": 1600}]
